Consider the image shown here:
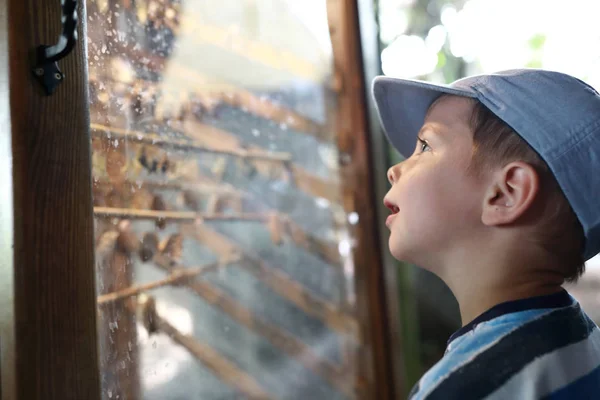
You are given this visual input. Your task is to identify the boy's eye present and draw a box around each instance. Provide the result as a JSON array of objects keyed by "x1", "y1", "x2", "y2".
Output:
[{"x1": 418, "y1": 138, "x2": 431, "y2": 153}]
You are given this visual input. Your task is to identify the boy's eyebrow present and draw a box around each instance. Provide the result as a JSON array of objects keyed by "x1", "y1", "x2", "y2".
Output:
[{"x1": 418, "y1": 123, "x2": 443, "y2": 139}]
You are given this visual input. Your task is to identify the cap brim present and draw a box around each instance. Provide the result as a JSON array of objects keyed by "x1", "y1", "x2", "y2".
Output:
[{"x1": 372, "y1": 76, "x2": 477, "y2": 158}]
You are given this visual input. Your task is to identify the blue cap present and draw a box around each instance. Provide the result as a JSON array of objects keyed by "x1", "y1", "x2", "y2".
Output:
[{"x1": 372, "y1": 69, "x2": 600, "y2": 261}]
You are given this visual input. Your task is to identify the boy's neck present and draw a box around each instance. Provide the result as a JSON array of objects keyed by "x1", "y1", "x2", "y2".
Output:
[{"x1": 439, "y1": 246, "x2": 565, "y2": 326}]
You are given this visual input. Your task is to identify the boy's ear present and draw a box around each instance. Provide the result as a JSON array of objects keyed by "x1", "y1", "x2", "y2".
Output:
[{"x1": 481, "y1": 161, "x2": 540, "y2": 226}]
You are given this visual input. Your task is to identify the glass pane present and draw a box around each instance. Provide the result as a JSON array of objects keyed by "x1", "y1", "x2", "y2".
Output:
[{"x1": 87, "y1": 0, "x2": 363, "y2": 398}]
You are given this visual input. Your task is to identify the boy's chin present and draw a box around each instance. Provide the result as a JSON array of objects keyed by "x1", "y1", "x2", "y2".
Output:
[
  {"x1": 388, "y1": 238, "x2": 413, "y2": 264},
  {"x1": 389, "y1": 238, "x2": 432, "y2": 270}
]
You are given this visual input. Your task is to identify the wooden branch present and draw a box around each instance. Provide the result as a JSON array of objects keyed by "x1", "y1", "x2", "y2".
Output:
[
  {"x1": 183, "y1": 119, "x2": 342, "y2": 205},
  {"x1": 151, "y1": 254, "x2": 353, "y2": 398},
  {"x1": 182, "y1": 224, "x2": 358, "y2": 341},
  {"x1": 89, "y1": 62, "x2": 329, "y2": 140},
  {"x1": 90, "y1": 111, "x2": 340, "y2": 206},
  {"x1": 282, "y1": 215, "x2": 341, "y2": 267},
  {"x1": 290, "y1": 164, "x2": 341, "y2": 205},
  {"x1": 91, "y1": 123, "x2": 292, "y2": 163},
  {"x1": 94, "y1": 204, "x2": 340, "y2": 267},
  {"x1": 97, "y1": 257, "x2": 238, "y2": 305},
  {"x1": 93, "y1": 178, "x2": 241, "y2": 197},
  {"x1": 139, "y1": 296, "x2": 273, "y2": 400},
  {"x1": 93, "y1": 207, "x2": 269, "y2": 223},
  {"x1": 97, "y1": 248, "x2": 140, "y2": 398}
]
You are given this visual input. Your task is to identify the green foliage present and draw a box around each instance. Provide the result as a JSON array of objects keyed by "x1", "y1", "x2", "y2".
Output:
[
  {"x1": 528, "y1": 33, "x2": 547, "y2": 50},
  {"x1": 437, "y1": 52, "x2": 447, "y2": 69}
]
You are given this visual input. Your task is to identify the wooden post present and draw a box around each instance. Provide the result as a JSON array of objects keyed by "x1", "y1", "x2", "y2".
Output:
[
  {"x1": 8, "y1": 0, "x2": 102, "y2": 398},
  {"x1": 0, "y1": 1, "x2": 16, "y2": 398},
  {"x1": 326, "y1": 0, "x2": 398, "y2": 398}
]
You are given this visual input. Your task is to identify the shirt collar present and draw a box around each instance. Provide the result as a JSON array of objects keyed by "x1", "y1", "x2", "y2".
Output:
[{"x1": 448, "y1": 289, "x2": 573, "y2": 346}]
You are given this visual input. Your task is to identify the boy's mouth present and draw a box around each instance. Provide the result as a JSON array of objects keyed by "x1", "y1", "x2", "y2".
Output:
[
  {"x1": 384, "y1": 199, "x2": 400, "y2": 214},
  {"x1": 384, "y1": 199, "x2": 400, "y2": 227}
]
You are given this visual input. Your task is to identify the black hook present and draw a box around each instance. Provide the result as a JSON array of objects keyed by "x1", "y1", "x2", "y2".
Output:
[{"x1": 32, "y1": 0, "x2": 78, "y2": 95}]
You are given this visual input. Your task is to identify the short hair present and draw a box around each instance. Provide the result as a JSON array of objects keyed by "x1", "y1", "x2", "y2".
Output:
[{"x1": 465, "y1": 98, "x2": 585, "y2": 282}]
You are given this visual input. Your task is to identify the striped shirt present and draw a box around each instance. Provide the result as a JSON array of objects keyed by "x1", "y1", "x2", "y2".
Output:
[{"x1": 408, "y1": 290, "x2": 600, "y2": 399}]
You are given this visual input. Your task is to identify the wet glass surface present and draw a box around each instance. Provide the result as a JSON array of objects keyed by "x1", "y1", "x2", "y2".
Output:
[{"x1": 87, "y1": 1, "x2": 361, "y2": 398}]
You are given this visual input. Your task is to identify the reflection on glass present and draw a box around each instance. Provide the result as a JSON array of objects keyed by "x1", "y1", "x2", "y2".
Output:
[{"x1": 88, "y1": 0, "x2": 361, "y2": 398}]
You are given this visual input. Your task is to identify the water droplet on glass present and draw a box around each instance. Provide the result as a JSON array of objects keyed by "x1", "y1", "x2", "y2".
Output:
[
  {"x1": 348, "y1": 212, "x2": 359, "y2": 225},
  {"x1": 338, "y1": 239, "x2": 352, "y2": 257},
  {"x1": 251, "y1": 129, "x2": 260, "y2": 137},
  {"x1": 279, "y1": 123, "x2": 288, "y2": 130},
  {"x1": 316, "y1": 198, "x2": 330, "y2": 209},
  {"x1": 109, "y1": 320, "x2": 119, "y2": 331},
  {"x1": 101, "y1": 44, "x2": 107, "y2": 53}
]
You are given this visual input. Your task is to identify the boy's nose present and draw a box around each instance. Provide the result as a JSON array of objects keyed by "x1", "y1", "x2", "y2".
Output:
[{"x1": 387, "y1": 163, "x2": 401, "y2": 185}]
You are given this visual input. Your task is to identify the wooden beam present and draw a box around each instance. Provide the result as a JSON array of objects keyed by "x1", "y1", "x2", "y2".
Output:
[
  {"x1": 91, "y1": 123, "x2": 292, "y2": 163},
  {"x1": 139, "y1": 296, "x2": 274, "y2": 400},
  {"x1": 182, "y1": 223, "x2": 358, "y2": 341},
  {"x1": 326, "y1": 0, "x2": 397, "y2": 398},
  {"x1": 9, "y1": 0, "x2": 101, "y2": 398},
  {"x1": 0, "y1": 0, "x2": 15, "y2": 396},
  {"x1": 152, "y1": 254, "x2": 354, "y2": 398}
]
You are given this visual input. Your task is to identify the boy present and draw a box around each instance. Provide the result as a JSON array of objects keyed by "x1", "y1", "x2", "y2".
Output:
[{"x1": 372, "y1": 69, "x2": 600, "y2": 399}]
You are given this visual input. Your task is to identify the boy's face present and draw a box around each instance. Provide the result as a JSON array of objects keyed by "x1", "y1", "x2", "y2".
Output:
[{"x1": 383, "y1": 96, "x2": 487, "y2": 269}]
